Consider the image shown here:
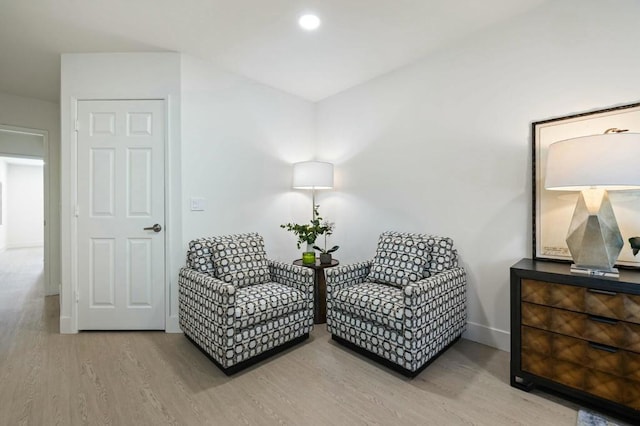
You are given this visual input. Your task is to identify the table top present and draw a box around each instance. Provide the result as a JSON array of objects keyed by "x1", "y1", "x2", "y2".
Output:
[
  {"x1": 511, "y1": 258, "x2": 640, "y2": 293},
  {"x1": 293, "y1": 259, "x2": 339, "y2": 270}
]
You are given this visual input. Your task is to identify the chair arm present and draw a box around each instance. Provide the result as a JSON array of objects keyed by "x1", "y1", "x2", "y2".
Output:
[
  {"x1": 404, "y1": 267, "x2": 466, "y2": 303},
  {"x1": 268, "y1": 260, "x2": 315, "y2": 298},
  {"x1": 178, "y1": 267, "x2": 237, "y2": 305},
  {"x1": 403, "y1": 267, "x2": 467, "y2": 329},
  {"x1": 325, "y1": 261, "x2": 372, "y2": 299},
  {"x1": 178, "y1": 267, "x2": 238, "y2": 344}
]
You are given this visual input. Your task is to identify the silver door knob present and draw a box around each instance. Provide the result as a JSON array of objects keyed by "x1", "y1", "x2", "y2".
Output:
[{"x1": 143, "y1": 224, "x2": 162, "y2": 232}]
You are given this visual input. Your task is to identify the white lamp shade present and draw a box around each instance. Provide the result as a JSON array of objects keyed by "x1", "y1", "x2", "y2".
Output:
[
  {"x1": 292, "y1": 161, "x2": 334, "y2": 189},
  {"x1": 545, "y1": 133, "x2": 640, "y2": 191}
]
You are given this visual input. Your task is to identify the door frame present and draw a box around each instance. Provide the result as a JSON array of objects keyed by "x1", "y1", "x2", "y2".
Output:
[
  {"x1": 69, "y1": 97, "x2": 173, "y2": 332},
  {"x1": 0, "y1": 124, "x2": 50, "y2": 294}
]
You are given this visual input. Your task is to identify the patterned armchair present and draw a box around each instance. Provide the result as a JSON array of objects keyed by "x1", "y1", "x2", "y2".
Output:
[
  {"x1": 178, "y1": 232, "x2": 314, "y2": 375},
  {"x1": 326, "y1": 231, "x2": 467, "y2": 377}
]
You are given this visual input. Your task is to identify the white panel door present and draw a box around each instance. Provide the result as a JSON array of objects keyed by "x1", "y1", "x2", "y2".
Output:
[{"x1": 77, "y1": 100, "x2": 165, "y2": 330}]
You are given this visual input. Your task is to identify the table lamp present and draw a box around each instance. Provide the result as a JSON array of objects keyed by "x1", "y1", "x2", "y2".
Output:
[{"x1": 545, "y1": 129, "x2": 640, "y2": 276}]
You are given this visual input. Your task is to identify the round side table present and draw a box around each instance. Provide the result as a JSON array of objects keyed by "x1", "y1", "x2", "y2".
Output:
[{"x1": 293, "y1": 259, "x2": 339, "y2": 324}]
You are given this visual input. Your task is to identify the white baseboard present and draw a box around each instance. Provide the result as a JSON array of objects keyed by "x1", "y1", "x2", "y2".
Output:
[
  {"x1": 45, "y1": 282, "x2": 59, "y2": 296},
  {"x1": 165, "y1": 314, "x2": 182, "y2": 333},
  {"x1": 59, "y1": 316, "x2": 77, "y2": 334},
  {"x1": 60, "y1": 314, "x2": 181, "y2": 334},
  {"x1": 7, "y1": 242, "x2": 44, "y2": 249},
  {"x1": 463, "y1": 321, "x2": 510, "y2": 352}
]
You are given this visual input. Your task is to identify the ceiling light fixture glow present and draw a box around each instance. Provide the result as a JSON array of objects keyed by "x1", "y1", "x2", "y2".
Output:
[{"x1": 298, "y1": 14, "x2": 321, "y2": 31}]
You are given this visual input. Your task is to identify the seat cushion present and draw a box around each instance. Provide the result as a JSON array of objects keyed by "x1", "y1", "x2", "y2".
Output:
[
  {"x1": 209, "y1": 233, "x2": 271, "y2": 287},
  {"x1": 235, "y1": 282, "x2": 308, "y2": 328},
  {"x1": 332, "y1": 282, "x2": 404, "y2": 331},
  {"x1": 367, "y1": 233, "x2": 429, "y2": 287}
]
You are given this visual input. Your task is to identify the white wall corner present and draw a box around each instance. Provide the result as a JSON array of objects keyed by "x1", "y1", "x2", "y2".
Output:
[
  {"x1": 463, "y1": 321, "x2": 510, "y2": 352},
  {"x1": 165, "y1": 315, "x2": 182, "y2": 333}
]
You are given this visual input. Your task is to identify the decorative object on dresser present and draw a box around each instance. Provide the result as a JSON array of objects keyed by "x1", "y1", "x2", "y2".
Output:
[
  {"x1": 532, "y1": 102, "x2": 640, "y2": 269},
  {"x1": 511, "y1": 258, "x2": 640, "y2": 423},
  {"x1": 630, "y1": 237, "x2": 640, "y2": 256},
  {"x1": 178, "y1": 232, "x2": 315, "y2": 375},
  {"x1": 326, "y1": 231, "x2": 467, "y2": 377},
  {"x1": 544, "y1": 130, "x2": 640, "y2": 277}
]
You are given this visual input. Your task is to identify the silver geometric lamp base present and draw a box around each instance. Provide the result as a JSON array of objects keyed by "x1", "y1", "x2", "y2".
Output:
[{"x1": 566, "y1": 188, "x2": 623, "y2": 277}]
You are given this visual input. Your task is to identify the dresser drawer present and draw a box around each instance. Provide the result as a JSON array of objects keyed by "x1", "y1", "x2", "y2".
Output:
[
  {"x1": 584, "y1": 371, "x2": 640, "y2": 409},
  {"x1": 625, "y1": 382, "x2": 640, "y2": 410},
  {"x1": 521, "y1": 326, "x2": 637, "y2": 377},
  {"x1": 522, "y1": 279, "x2": 585, "y2": 311},
  {"x1": 586, "y1": 289, "x2": 640, "y2": 325},
  {"x1": 522, "y1": 279, "x2": 640, "y2": 325},
  {"x1": 521, "y1": 326, "x2": 640, "y2": 407},
  {"x1": 522, "y1": 302, "x2": 640, "y2": 352}
]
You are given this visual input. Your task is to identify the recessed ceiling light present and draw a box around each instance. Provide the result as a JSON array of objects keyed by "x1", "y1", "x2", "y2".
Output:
[{"x1": 298, "y1": 14, "x2": 321, "y2": 31}]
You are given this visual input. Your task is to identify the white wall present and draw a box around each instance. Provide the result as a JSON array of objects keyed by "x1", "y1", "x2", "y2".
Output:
[
  {"x1": 181, "y1": 55, "x2": 315, "y2": 262},
  {"x1": 0, "y1": 132, "x2": 44, "y2": 157},
  {"x1": 60, "y1": 52, "x2": 182, "y2": 333},
  {"x1": 6, "y1": 164, "x2": 44, "y2": 248},
  {"x1": 0, "y1": 159, "x2": 6, "y2": 250},
  {"x1": 316, "y1": 0, "x2": 640, "y2": 351},
  {"x1": 60, "y1": 52, "x2": 315, "y2": 334},
  {"x1": 0, "y1": 92, "x2": 59, "y2": 296}
]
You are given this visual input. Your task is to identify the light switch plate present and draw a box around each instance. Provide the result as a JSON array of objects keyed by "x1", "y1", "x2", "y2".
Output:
[{"x1": 190, "y1": 197, "x2": 206, "y2": 211}]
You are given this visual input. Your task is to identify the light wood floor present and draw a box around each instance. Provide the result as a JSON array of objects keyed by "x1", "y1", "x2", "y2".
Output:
[{"x1": 1, "y1": 248, "x2": 594, "y2": 425}]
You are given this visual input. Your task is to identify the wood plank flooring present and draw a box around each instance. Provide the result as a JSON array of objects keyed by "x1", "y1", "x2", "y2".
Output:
[{"x1": 0, "y1": 247, "x2": 592, "y2": 425}]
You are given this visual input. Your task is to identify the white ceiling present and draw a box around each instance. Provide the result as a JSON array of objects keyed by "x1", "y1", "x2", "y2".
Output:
[{"x1": 0, "y1": 0, "x2": 548, "y2": 103}]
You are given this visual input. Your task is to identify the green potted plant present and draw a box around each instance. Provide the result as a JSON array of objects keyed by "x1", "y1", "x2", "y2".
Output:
[
  {"x1": 313, "y1": 220, "x2": 339, "y2": 264},
  {"x1": 281, "y1": 205, "x2": 335, "y2": 264}
]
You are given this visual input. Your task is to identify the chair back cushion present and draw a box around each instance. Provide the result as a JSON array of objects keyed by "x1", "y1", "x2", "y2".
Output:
[
  {"x1": 187, "y1": 237, "x2": 217, "y2": 274},
  {"x1": 379, "y1": 231, "x2": 457, "y2": 278},
  {"x1": 367, "y1": 233, "x2": 430, "y2": 288},
  {"x1": 187, "y1": 232, "x2": 271, "y2": 287}
]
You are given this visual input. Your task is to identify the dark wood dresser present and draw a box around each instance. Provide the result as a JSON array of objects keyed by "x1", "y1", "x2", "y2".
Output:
[{"x1": 511, "y1": 258, "x2": 640, "y2": 422}]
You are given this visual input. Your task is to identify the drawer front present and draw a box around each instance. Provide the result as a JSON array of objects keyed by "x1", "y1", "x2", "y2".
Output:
[
  {"x1": 625, "y1": 382, "x2": 640, "y2": 410},
  {"x1": 584, "y1": 370, "x2": 625, "y2": 405},
  {"x1": 522, "y1": 302, "x2": 640, "y2": 352},
  {"x1": 521, "y1": 350, "x2": 551, "y2": 378},
  {"x1": 624, "y1": 295, "x2": 640, "y2": 324},
  {"x1": 521, "y1": 326, "x2": 640, "y2": 408},
  {"x1": 585, "y1": 289, "x2": 640, "y2": 325},
  {"x1": 522, "y1": 279, "x2": 585, "y2": 311},
  {"x1": 521, "y1": 279, "x2": 640, "y2": 325},
  {"x1": 522, "y1": 326, "x2": 624, "y2": 376},
  {"x1": 521, "y1": 302, "x2": 551, "y2": 330},
  {"x1": 520, "y1": 332, "x2": 640, "y2": 411}
]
